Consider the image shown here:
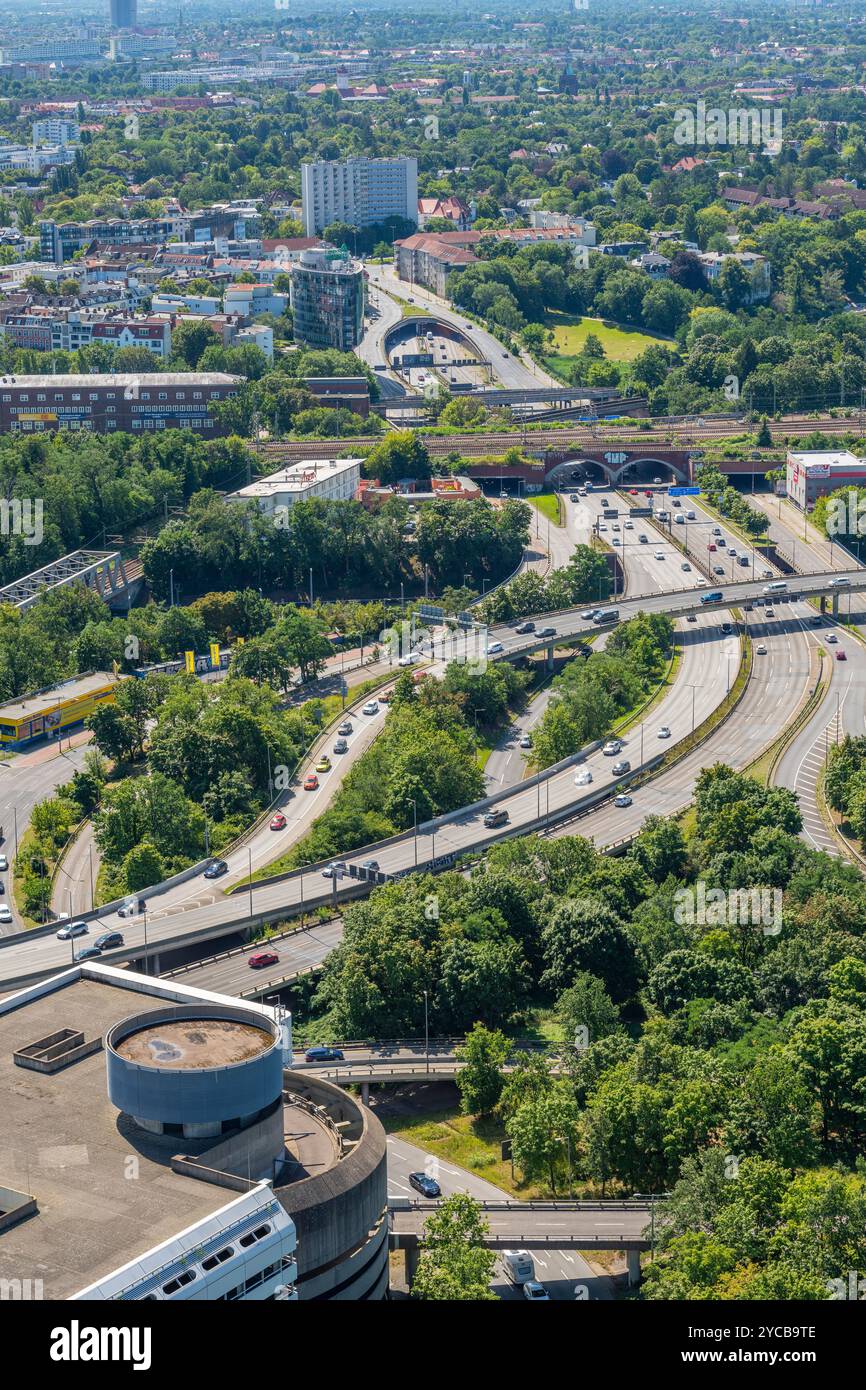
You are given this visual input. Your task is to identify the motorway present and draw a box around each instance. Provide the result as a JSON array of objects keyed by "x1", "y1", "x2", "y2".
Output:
[
  {"x1": 4, "y1": 479, "x2": 864, "y2": 990},
  {"x1": 748, "y1": 493, "x2": 866, "y2": 855},
  {"x1": 365, "y1": 263, "x2": 560, "y2": 391},
  {"x1": 385, "y1": 1134, "x2": 622, "y2": 1299},
  {"x1": 0, "y1": 734, "x2": 94, "y2": 931}
]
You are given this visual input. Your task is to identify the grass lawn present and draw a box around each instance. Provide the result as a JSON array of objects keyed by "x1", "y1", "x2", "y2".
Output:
[
  {"x1": 529, "y1": 491, "x2": 563, "y2": 525},
  {"x1": 543, "y1": 313, "x2": 671, "y2": 375},
  {"x1": 380, "y1": 1108, "x2": 547, "y2": 1198}
]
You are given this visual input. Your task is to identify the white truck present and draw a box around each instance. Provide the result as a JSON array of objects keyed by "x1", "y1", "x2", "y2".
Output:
[{"x1": 502, "y1": 1250, "x2": 535, "y2": 1286}]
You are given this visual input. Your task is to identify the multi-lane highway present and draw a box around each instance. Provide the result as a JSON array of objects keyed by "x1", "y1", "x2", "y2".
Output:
[{"x1": 386, "y1": 1134, "x2": 623, "y2": 1299}]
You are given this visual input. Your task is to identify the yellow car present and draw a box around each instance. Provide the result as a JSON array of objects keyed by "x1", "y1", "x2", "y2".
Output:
[{"x1": 315, "y1": 756, "x2": 332, "y2": 774}]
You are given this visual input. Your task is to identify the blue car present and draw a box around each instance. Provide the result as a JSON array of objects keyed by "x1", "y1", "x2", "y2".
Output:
[
  {"x1": 305, "y1": 1046, "x2": 344, "y2": 1062},
  {"x1": 409, "y1": 1172, "x2": 441, "y2": 1198}
]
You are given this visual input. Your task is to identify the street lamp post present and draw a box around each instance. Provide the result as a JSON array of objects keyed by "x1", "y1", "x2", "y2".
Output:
[
  {"x1": 410, "y1": 797, "x2": 418, "y2": 867},
  {"x1": 142, "y1": 902, "x2": 149, "y2": 976},
  {"x1": 423, "y1": 989, "x2": 429, "y2": 1074}
]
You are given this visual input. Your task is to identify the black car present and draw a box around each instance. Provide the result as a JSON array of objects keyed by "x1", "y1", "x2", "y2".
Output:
[
  {"x1": 95, "y1": 932, "x2": 124, "y2": 951},
  {"x1": 203, "y1": 859, "x2": 228, "y2": 879},
  {"x1": 515, "y1": 621, "x2": 535, "y2": 634},
  {"x1": 304, "y1": 1046, "x2": 345, "y2": 1062},
  {"x1": 409, "y1": 1171, "x2": 441, "y2": 1198},
  {"x1": 74, "y1": 946, "x2": 103, "y2": 961}
]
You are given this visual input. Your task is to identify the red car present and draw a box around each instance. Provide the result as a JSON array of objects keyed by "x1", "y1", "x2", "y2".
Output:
[
  {"x1": 248, "y1": 951, "x2": 279, "y2": 970},
  {"x1": 708, "y1": 542, "x2": 717, "y2": 552},
  {"x1": 303, "y1": 773, "x2": 319, "y2": 790},
  {"x1": 836, "y1": 649, "x2": 847, "y2": 661},
  {"x1": 269, "y1": 812, "x2": 287, "y2": 831}
]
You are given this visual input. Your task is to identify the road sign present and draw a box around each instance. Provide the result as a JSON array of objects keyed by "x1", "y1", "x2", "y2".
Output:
[
  {"x1": 668, "y1": 486, "x2": 700, "y2": 496},
  {"x1": 417, "y1": 604, "x2": 444, "y2": 621},
  {"x1": 629, "y1": 506, "x2": 652, "y2": 517}
]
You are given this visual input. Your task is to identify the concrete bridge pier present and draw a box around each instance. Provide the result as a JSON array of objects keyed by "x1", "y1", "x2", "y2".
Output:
[
  {"x1": 404, "y1": 1243, "x2": 420, "y2": 1287},
  {"x1": 361, "y1": 1081, "x2": 370, "y2": 1105},
  {"x1": 832, "y1": 591, "x2": 840, "y2": 618},
  {"x1": 627, "y1": 1250, "x2": 642, "y2": 1287},
  {"x1": 546, "y1": 643, "x2": 555, "y2": 670}
]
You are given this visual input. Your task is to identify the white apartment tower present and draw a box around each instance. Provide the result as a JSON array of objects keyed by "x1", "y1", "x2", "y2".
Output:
[{"x1": 301, "y1": 156, "x2": 418, "y2": 237}]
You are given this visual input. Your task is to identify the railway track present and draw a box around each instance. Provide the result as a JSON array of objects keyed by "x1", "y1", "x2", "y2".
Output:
[{"x1": 256, "y1": 413, "x2": 866, "y2": 461}]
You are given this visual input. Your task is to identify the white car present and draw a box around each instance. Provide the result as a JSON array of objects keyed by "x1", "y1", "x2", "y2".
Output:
[
  {"x1": 614, "y1": 793, "x2": 633, "y2": 807},
  {"x1": 0, "y1": 854, "x2": 7, "y2": 872},
  {"x1": 602, "y1": 740, "x2": 622, "y2": 756},
  {"x1": 612, "y1": 537, "x2": 621, "y2": 545},
  {"x1": 0, "y1": 905, "x2": 12, "y2": 924},
  {"x1": 519, "y1": 734, "x2": 532, "y2": 749},
  {"x1": 487, "y1": 640, "x2": 504, "y2": 655},
  {"x1": 756, "y1": 644, "x2": 768, "y2": 655},
  {"x1": 362, "y1": 701, "x2": 379, "y2": 715},
  {"x1": 574, "y1": 768, "x2": 594, "y2": 786},
  {"x1": 624, "y1": 520, "x2": 634, "y2": 529},
  {"x1": 657, "y1": 726, "x2": 671, "y2": 739},
  {"x1": 397, "y1": 654, "x2": 418, "y2": 667},
  {"x1": 118, "y1": 901, "x2": 140, "y2": 918},
  {"x1": 655, "y1": 551, "x2": 664, "y2": 560},
  {"x1": 827, "y1": 633, "x2": 838, "y2": 643},
  {"x1": 522, "y1": 1281, "x2": 550, "y2": 1301},
  {"x1": 322, "y1": 861, "x2": 347, "y2": 879}
]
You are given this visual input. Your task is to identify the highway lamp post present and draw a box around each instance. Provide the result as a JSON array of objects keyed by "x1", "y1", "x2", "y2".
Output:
[
  {"x1": 423, "y1": 989, "x2": 429, "y2": 1074},
  {"x1": 88, "y1": 843, "x2": 94, "y2": 911},
  {"x1": 309, "y1": 568, "x2": 314, "y2": 606},
  {"x1": 248, "y1": 848, "x2": 253, "y2": 922},
  {"x1": 169, "y1": 568, "x2": 174, "y2": 608},
  {"x1": 410, "y1": 797, "x2": 418, "y2": 867},
  {"x1": 142, "y1": 902, "x2": 149, "y2": 976},
  {"x1": 13, "y1": 804, "x2": 18, "y2": 859}
]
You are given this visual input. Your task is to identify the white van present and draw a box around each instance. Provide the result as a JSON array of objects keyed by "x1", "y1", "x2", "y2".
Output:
[
  {"x1": 763, "y1": 580, "x2": 787, "y2": 594},
  {"x1": 503, "y1": 1250, "x2": 535, "y2": 1286}
]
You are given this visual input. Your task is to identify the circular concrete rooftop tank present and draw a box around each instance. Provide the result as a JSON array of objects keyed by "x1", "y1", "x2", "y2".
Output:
[{"x1": 105, "y1": 1003, "x2": 283, "y2": 1139}]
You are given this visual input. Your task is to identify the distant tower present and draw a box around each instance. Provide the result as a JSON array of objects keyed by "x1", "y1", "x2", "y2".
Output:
[{"x1": 110, "y1": 0, "x2": 137, "y2": 29}]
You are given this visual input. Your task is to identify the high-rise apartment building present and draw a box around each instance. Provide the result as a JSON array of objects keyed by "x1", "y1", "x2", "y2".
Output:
[
  {"x1": 290, "y1": 247, "x2": 365, "y2": 351},
  {"x1": 109, "y1": 0, "x2": 137, "y2": 28},
  {"x1": 301, "y1": 156, "x2": 418, "y2": 237}
]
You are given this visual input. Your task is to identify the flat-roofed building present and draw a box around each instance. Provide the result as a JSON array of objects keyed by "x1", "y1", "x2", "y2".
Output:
[
  {"x1": 786, "y1": 449, "x2": 866, "y2": 510},
  {"x1": 225, "y1": 457, "x2": 363, "y2": 518},
  {"x1": 0, "y1": 670, "x2": 123, "y2": 750},
  {"x1": 0, "y1": 372, "x2": 241, "y2": 436},
  {"x1": 0, "y1": 963, "x2": 388, "y2": 1300}
]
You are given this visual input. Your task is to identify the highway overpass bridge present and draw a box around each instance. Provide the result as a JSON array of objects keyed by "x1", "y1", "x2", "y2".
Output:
[
  {"x1": 1, "y1": 565, "x2": 863, "y2": 995},
  {"x1": 389, "y1": 1199, "x2": 655, "y2": 1285}
]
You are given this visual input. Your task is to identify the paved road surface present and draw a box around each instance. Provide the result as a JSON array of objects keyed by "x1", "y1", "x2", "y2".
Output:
[{"x1": 385, "y1": 1134, "x2": 616, "y2": 1300}]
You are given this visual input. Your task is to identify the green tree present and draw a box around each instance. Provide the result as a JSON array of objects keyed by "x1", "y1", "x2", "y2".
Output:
[
  {"x1": 455, "y1": 1023, "x2": 511, "y2": 1116},
  {"x1": 412, "y1": 1193, "x2": 497, "y2": 1301}
]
